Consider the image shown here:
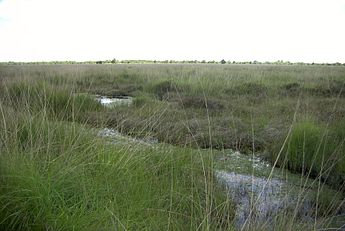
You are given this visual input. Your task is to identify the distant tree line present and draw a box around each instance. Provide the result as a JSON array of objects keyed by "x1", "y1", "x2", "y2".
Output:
[{"x1": 1, "y1": 59, "x2": 345, "y2": 66}]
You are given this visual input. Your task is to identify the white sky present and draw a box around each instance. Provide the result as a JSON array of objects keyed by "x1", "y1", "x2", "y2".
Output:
[{"x1": 0, "y1": 0, "x2": 345, "y2": 63}]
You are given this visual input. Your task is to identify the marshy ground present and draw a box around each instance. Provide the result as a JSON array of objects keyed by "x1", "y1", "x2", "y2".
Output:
[{"x1": 0, "y1": 63, "x2": 344, "y2": 230}]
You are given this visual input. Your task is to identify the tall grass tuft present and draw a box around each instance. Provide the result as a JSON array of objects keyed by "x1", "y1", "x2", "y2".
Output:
[
  {"x1": 5, "y1": 80, "x2": 103, "y2": 122},
  {"x1": 272, "y1": 118, "x2": 345, "y2": 193}
]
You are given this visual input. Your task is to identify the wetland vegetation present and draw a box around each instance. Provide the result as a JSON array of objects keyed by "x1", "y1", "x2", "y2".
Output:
[{"x1": 0, "y1": 63, "x2": 345, "y2": 230}]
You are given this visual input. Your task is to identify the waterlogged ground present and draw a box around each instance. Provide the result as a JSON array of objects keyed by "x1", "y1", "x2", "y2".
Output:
[
  {"x1": 215, "y1": 150, "x2": 345, "y2": 229},
  {"x1": 216, "y1": 150, "x2": 272, "y2": 176},
  {"x1": 93, "y1": 93, "x2": 344, "y2": 230},
  {"x1": 215, "y1": 151, "x2": 313, "y2": 229},
  {"x1": 217, "y1": 171, "x2": 296, "y2": 228},
  {"x1": 96, "y1": 95, "x2": 133, "y2": 107},
  {"x1": 98, "y1": 128, "x2": 158, "y2": 146},
  {"x1": 96, "y1": 124, "x2": 340, "y2": 229},
  {"x1": 1, "y1": 64, "x2": 345, "y2": 230}
]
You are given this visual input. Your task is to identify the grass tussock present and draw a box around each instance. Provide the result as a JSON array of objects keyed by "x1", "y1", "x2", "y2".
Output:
[
  {"x1": 0, "y1": 129, "x2": 233, "y2": 230},
  {"x1": 4, "y1": 81, "x2": 103, "y2": 122},
  {"x1": 270, "y1": 118, "x2": 345, "y2": 194}
]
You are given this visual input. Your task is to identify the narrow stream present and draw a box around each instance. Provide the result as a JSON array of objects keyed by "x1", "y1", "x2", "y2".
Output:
[{"x1": 98, "y1": 128, "x2": 158, "y2": 146}]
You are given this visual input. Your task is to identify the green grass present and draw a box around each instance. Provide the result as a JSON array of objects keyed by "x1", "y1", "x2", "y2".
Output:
[
  {"x1": 0, "y1": 79, "x2": 234, "y2": 230},
  {"x1": 270, "y1": 118, "x2": 345, "y2": 192},
  {"x1": 0, "y1": 129, "x2": 233, "y2": 230},
  {"x1": 1, "y1": 63, "x2": 345, "y2": 230},
  {"x1": 3, "y1": 80, "x2": 103, "y2": 122}
]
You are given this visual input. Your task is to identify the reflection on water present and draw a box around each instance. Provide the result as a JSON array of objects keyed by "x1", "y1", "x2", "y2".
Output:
[{"x1": 96, "y1": 95, "x2": 133, "y2": 107}]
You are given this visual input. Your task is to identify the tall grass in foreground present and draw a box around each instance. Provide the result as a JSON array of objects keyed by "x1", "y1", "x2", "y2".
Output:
[{"x1": 0, "y1": 82, "x2": 234, "y2": 230}]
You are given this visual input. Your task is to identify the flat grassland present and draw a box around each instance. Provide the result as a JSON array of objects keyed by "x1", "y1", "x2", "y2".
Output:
[{"x1": 0, "y1": 64, "x2": 344, "y2": 230}]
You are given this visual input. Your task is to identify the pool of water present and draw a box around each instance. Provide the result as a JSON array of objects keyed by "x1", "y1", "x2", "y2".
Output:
[{"x1": 96, "y1": 95, "x2": 133, "y2": 107}]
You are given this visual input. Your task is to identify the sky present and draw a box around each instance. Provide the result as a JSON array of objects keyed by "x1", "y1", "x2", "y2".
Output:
[{"x1": 0, "y1": 0, "x2": 345, "y2": 63}]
